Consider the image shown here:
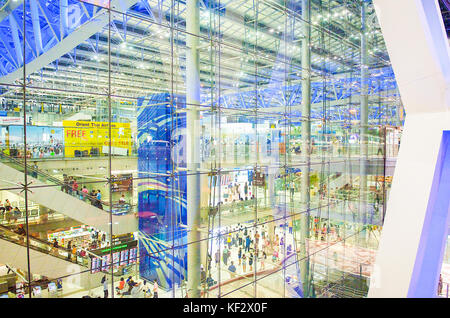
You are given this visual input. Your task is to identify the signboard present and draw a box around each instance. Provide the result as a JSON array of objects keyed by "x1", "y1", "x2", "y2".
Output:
[
  {"x1": 111, "y1": 233, "x2": 134, "y2": 245},
  {"x1": 91, "y1": 240, "x2": 138, "y2": 257},
  {"x1": 91, "y1": 240, "x2": 138, "y2": 272},
  {"x1": 8, "y1": 125, "x2": 64, "y2": 158},
  {"x1": 0, "y1": 117, "x2": 21, "y2": 124},
  {"x1": 111, "y1": 174, "x2": 133, "y2": 193},
  {"x1": 63, "y1": 120, "x2": 132, "y2": 157},
  {"x1": 253, "y1": 169, "x2": 266, "y2": 187}
]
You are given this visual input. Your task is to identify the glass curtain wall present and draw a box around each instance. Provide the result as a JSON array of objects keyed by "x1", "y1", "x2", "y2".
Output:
[{"x1": 0, "y1": 0, "x2": 402, "y2": 298}]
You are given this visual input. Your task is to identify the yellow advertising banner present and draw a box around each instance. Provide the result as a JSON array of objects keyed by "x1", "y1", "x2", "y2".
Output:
[{"x1": 63, "y1": 120, "x2": 132, "y2": 157}]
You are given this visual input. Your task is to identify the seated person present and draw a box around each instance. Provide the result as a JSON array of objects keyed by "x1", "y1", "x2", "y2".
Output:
[
  {"x1": 125, "y1": 276, "x2": 135, "y2": 293},
  {"x1": 142, "y1": 280, "x2": 152, "y2": 298},
  {"x1": 15, "y1": 224, "x2": 26, "y2": 236},
  {"x1": 228, "y1": 261, "x2": 237, "y2": 276},
  {"x1": 206, "y1": 274, "x2": 216, "y2": 287},
  {"x1": 11, "y1": 207, "x2": 21, "y2": 222},
  {"x1": 121, "y1": 281, "x2": 142, "y2": 298},
  {"x1": 116, "y1": 277, "x2": 125, "y2": 294}
]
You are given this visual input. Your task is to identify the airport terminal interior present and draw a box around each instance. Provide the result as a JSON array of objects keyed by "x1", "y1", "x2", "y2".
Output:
[{"x1": 0, "y1": 0, "x2": 448, "y2": 298}]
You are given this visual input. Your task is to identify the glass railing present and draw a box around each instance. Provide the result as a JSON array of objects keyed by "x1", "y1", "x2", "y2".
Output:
[{"x1": 0, "y1": 151, "x2": 134, "y2": 215}]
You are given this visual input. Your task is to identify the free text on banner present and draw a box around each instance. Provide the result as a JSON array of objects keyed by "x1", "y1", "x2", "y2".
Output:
[{"x1": 63, "y1": 120, "x2": 132, "y2": 157}]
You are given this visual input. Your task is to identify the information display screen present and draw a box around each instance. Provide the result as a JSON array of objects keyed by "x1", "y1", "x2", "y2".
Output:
[
  {"x1": 91, "y1": 257, "x2": 101, "y2": 274},
  {"x1": 8, "y1": 125, "x2": 64, "y2": 158},
  {"x1": 32, "y1": 286, "x2": 42, "y2": 297},
  {"x1": 112, "y1": 252, "x2": 120, "y2": 270},
  {"x1": 129, "y1": 248, "x2": 137, "y2": 264},
  {"x1": 111, "y1": 174, "x2": 133, "y2": 192},
  {"x1": 101, "y1": 254, "x2": 111, "y2": 271},
  {"x1": 119, "y1": 250, "x2": 129, "y2": 266},
  {"x1": 16, "y1": 282, "x2": 25, "y2": 298},
  {"x1": 47, "y1": 282, "x2": 56, "y2": 293}
]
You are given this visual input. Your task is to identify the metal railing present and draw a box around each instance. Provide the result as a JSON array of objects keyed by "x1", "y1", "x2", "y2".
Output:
[
  {"x1": 0, "y1": 223, "x2": 97, "y2": 267},
  {"x1": 0, "y1": 151, "x2": 135, "y2": 215}
]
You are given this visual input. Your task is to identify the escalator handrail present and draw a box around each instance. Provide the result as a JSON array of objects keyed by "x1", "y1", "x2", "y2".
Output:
[
  {"x1": 0, "y1": 223, "x2": 53, "y2": 247},
  {"x1": 0, "y1": 151, "x2": 113, "y2": 208},
  {"x1": 0, "y1": 223, "x2": 93, "y2": 265},
  {"x1": 0, "y1": 151, "x2": 62, "y2": 185},
  {"x1": 0, "y1": 152, "x2": 139, "y2": 214}
]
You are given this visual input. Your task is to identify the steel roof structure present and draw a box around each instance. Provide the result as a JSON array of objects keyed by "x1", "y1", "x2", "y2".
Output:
[{"x1": 0, "y1": 0, "x2": 402, "y2": 125}]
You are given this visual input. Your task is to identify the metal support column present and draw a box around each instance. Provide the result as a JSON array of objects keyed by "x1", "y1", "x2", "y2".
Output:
[
  {"x1": 299, "y1": 0, "x2": 311, "y2": 298},
  {"x1": 359, "y1": 1, "x2": 369, "y2": 238},
  {"x1": 186, "y1": 0, "x2": 201, "y2": 298}
]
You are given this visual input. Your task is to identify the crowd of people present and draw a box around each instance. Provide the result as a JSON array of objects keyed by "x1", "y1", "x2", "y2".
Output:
[
  {"x1": 48, "y1": 228, "x2": 110, "y2": 265},
  {"x1": 61, "y1": 175, "x2": 104, "y2": 210},
  {"x1": 99, "y1": 275, "x2": 159, "y2": 298},
  {"x1": 0, "y1": 199, "x2": 23, "y2": 223},
  {"x1": 222, "y1": 182, "x2": 252, "y2": 203},
  {"x1": 207, "y1": 223, "x2": 293, "y2": 281}
]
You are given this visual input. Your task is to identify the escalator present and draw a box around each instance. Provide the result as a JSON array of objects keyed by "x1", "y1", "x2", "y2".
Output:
[
  {"x1": 0, "y1": 224, "x2": 96, "y2": 280},
  {"x1": 0, "y1": 152, "x2": 137, "y2": 234}
]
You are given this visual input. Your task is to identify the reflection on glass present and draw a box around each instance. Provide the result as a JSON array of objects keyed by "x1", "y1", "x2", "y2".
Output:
[{"x1": 0, "y1": 0, "x2": 404, "y2": 298}]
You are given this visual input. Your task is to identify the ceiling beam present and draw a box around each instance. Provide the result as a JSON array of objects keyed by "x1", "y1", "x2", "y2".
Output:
[{"x1": 0, "y1": 0, "x2": 140, "y2": 85}]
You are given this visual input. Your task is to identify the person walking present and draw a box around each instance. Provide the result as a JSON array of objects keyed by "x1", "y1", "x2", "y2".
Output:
[
  {"x1": 67, "y1": 241, "x2": 72, "y2": 259},
  {"x1": 71, "y1": 245, "x2": 77, "y2": 261},
  {"x1": 244, "y1": 182, "x2": 248, "y2": 200},
  {"x1": 72, "y1": 179, "x2": 79, "y2": 197},
  {"x1": 223, "y1": 246, "x2": 229, "y2": 266},
  {"x1": 260, "y1": 253, "x2": 265, "y2": 270},
  {"x1": 245, "y1": 235, "x2": 251, "y2": 253},
  {"x1": 0, "y1": 201, "x2": 5, "y2": 219},
  {"x1": 153, "y1": 279, "x2": 159, "y2": 298},
  {"x1": 96, "y1": 190, "x2": 103, "y2": 210},
  {"x1": 254, "y1": 231, "x2": 260, "y2": 251},
  {"x1": 81, "y1": 186, "x2": 89, "y2": 201},
  {"x1": 215, "y1": 249, "x2": 220, "y2": 267},
  {"x1": 289, "y1": 180, "x2": 295, "y2": 201},
  {"x1": 200, "y1": 264, "x2": 206, "y2": 293},
  {"x1": 4, "y1": 199, "x2": 12, "y2": 222},
  {"x1": 238, "y1": 247, "x2": 242, "y2": 265},
  {"x1": 242, "y1": 254, "x2": 247, "y2": 273},
  {"x1": 15, "y1": 224, "x2": 26, "y2": 244},
  {"x1": 249, "y1": 253, "x2": 254, "y2": 271},
  {"x1": 68, "y1": 177, "x2": 74, "y2": 195},
  {"x1": 62, "y1": 175, "x2": 69, "y2": 193},
  {"x1": 31, "y1": 162, "x2": 38, "y2": 178},
  {"x1": 101, "y1": 275, "x2": 108, "y2": 298},
  {"x1": 90, "y1": 190, "x2": 96, "y2": 206},
  {"x1": 228, "y1": 261, "x2": 237, "y2": 278}
]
